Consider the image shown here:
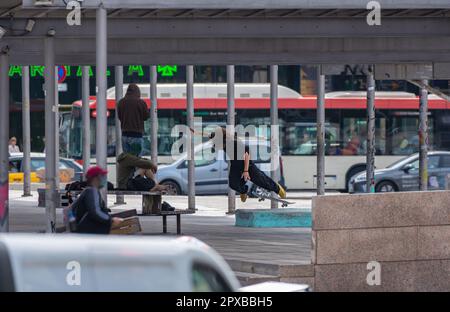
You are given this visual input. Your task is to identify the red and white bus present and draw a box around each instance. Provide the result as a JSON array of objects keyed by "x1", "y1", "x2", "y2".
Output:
[{"x1": 67, "y1": 84, "x2": 450, "y2": 190}]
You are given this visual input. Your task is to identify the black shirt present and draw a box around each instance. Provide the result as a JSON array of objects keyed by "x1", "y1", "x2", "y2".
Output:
[{"x1": 223, "y1": 137, "x2": 250, "y2": 167}]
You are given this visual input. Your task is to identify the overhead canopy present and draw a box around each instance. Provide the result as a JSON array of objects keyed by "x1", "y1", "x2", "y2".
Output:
[
  {"x1": 20, "y1": 0, "x2": 450, "y2": 10},
  {"x1": 0, "y1": 1, "x2": 449, "y2": 67}
]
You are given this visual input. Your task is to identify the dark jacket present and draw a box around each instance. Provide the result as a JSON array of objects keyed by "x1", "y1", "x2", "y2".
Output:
[
  {"x1": 117, "y1": 84, "x2": 149, "y2": 135},
  {"x1": 223, "y1": 136, "x2": 250, "y2": 168},
  {"x1": 116, "y1": 152, "x2": 156, "y2": 190},
  {"x1": 72, "y1": 187, "x2": 112, "y2": 234}
]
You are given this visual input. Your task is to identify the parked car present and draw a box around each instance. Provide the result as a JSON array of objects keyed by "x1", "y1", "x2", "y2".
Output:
[
  {"x1": 9, "y1": 153, "x2": 83, "y2": 183},
  {"x1": 156, "y1": 140, "x2": 286, "y2": 195},
  {"x1": 348, "y1": 151, "x2": 450, "y2": 193}
]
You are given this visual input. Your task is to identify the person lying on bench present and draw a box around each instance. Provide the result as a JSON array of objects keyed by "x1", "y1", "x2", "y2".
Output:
[
  {"x1": 116, "y1": 142, "x2": 167, "y2": 192},
  {"x1": 71, "y1": 166, "x2": 124, "y2": 234}
]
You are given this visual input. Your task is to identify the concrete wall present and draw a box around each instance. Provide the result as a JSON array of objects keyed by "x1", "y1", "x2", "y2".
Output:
[{"x1": 312, "y1": 190, "x2": 450, "y2": 291}]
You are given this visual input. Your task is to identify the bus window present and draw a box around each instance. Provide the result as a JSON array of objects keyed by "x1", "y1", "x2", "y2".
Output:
[{"x1": 388, "y1": 113, "x2": 434, "y2": 155}]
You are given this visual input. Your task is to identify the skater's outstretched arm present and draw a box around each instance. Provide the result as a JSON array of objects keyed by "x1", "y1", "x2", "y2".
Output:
[{"x1": 242, "y1": 151, "x2": 251, "y2": 181}]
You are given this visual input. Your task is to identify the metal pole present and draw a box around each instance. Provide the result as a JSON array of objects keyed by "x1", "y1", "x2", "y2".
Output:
[
  {"x1": 96, "y1": 6, "x2": 108, "y2": 202},
  {"x1": 150, "y1": 65, "x2": 158, "y2": 164},
  {"x1": 419, "y1": 80, "x2": 428, "y2": 191},
  {"x1": 22, "y1": 66, "x2": 32, "y2": 197},
  {"x1": 316, "y1": 66, "x2": 325, "y2": 196},
  {"x1": 114, "y1": 66, "x2": 125, "y2": 204},
  {"x1": 366, "y1": 67, "x2": 376, "y2": 193},
  {"x1": 227, "y1": 65, "x2": 236, "y2": 214},
  {"x1": 82, "y1": 66, "x2": 91, "y2": 176},
  {"x1": 186, "y1": 65, "x2": 195, "y2": 210},
  {"x1": 54, "y1": 67, "x2": 60, "y2": 189},
  {"x1": 0, "y1": 52, "x2": 10, "y2": 232},
  {"x1": 270, "y1": 65, "x2": 279, "y2": 209},
  {"x1": 44, "y1": 35, "x2": 57, "y2": 233}
]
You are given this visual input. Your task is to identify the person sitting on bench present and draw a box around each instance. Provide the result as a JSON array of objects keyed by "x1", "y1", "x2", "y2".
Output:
[
  {"x1": 127, "y1": 167, "x2": 167, "y2": 192},
  {"x1": 71, "y1": 166, "x2": 124, "y2": 234},
  {"x1": 116, "y1": 141, "x2": 167, "y2": 192}
]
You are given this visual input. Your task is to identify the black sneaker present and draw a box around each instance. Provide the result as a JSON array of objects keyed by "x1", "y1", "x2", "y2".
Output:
[{"x1": 161, "y1": 201, "x2": 175, "y2": 212}]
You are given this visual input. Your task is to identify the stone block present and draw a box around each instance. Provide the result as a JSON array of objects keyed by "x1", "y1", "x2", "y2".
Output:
[
  {"x1": 313, "y1": 191, "x2": 450, "y2": 230},
  {"x1": 418, "y1": 225, "x2": 450, "y2": 260},
  {"x1": 315, "y1": 227, "x2": 418, "y2": 264}
]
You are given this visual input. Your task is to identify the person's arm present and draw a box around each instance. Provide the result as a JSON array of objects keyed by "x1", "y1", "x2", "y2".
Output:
[
  {"x1": 242, "y1": 148, "x2": 251, "y2": 181},
  {"x1": 84, "y1": 188, "x2": 112, "y2": 225},
  {"x1": 132, "y1": 157, "x2": 157, "y2": 172},
  {"x1": 141, "y1": 100, "x2": 150, "y2": 121}
]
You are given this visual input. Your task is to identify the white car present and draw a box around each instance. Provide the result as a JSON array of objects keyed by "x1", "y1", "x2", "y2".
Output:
[{"x1": 0, "y1": 234, "x2": 240, "y2": 292}]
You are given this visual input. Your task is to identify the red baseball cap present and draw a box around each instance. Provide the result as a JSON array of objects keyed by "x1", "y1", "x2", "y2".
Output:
[{"x1": 85, "y1": 166, "x2": 108, "y2": 180}]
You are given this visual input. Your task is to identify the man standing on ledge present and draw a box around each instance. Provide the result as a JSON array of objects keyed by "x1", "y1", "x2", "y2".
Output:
[{"x1": 117, "y1": 84, "x2": 149, "y2": 156}]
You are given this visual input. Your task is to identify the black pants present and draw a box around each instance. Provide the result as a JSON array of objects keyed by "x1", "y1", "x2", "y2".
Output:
[{"x1": 229, "y1": 161, "x2": 279, "y2": 194}]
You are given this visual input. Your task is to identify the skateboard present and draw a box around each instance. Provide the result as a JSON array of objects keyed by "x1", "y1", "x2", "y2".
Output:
[{"x1": 248, "y1": 185, "x2": 294, "y2": 208}]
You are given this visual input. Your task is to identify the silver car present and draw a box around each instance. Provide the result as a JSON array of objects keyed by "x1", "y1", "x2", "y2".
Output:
[
  {"x1": 156, "y1": 141, "x2": 285, "y2": 195},
  {"x1": 349, "y1": 151, "x2": 450, "y2": 193}
]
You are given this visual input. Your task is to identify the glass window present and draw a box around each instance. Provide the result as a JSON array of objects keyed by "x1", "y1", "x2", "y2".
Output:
[
  {"x1": 62, "y1": 159, "x2": 80, "y2": 171},
  {"x1": 182, "y1": 150, "x2": 217, "y2": 168},
  {"x1": 192, "y1": 263, "x2": 231, "y2": 292},
  {"x1": 9, "y1": 160, "x2": 21, "y2": 173},
  {"x1": 279, "y1": 109, "x2": 343, "y2": 156},
  {"x1": 29, "y1": 158, "x2": 76, "y2": 171},
  {"x1": 387, "y1": 113, "x2": 434, "y2": 156},
  {"x1": 440, "y1": 155, "x2": 450, "y2": 168},
  {"x1": 281, "y1": 122, "x2": 340, "y2": 156},
  {"x1": 30, "y1": 159, "x2": 46, "y2": 171},
  {"x1": 146, "y1": 114, "x2": 184, "y2": 156},
  {"x1": 408, "y1": 156, "x2": 439, "y2": 170},
  {"x1": 68, "y1": 108, "x2": 83, "y2": 159},
  {"x1": 341, "y1": 117, "x2": 366, "y2": 156},
  {"x1": 84, "y1": 112, "x2": 118, "y2": 158}
]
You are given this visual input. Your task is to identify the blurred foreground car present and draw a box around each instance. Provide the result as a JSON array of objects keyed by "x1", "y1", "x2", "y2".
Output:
[
  {"x1": 349, "y1": 151, "x2": 450, "y2": 193},
  {"x1": 0, "y1": 234, "x2": 239, "y2": 292},
  {"x1": 0, "y1": 234, "x2": 309, "y2": 292},
  {"x1": 9, "y1": 153, "x2": 83, "y2": 183}
]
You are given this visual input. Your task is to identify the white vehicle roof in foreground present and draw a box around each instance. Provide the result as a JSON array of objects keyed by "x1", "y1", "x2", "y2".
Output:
[
  {"x1": 0, "y1": 234, "x2": 240, "y2": 292},
  {"x1": 240, "y1": 281, "x2": 309, "y2": 292}
]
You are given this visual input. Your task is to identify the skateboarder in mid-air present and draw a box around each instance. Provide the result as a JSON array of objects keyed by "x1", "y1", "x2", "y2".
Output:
[{"x1": 209, "y1": 127, "x2": 286, "y2": 202}]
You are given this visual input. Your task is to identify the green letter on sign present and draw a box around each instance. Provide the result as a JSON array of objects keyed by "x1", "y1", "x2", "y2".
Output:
[
  {"x1": 9, "y1": 66, "x2": 22, "y2": 77},
  {"x1": 128, "y1": 65, "x2": 144, "y2": 77},
  {"x1": 157, "y1": 65, "x2": 177, "y2": 77}
]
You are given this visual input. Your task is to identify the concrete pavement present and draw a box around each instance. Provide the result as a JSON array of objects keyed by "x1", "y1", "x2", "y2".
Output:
[{"x1": 8, "y1": 190, "x2": 312, "y2": 266}]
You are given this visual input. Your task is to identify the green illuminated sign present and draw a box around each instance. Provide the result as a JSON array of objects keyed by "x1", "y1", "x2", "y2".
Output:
[
  {"x1": 8, "y1": 65, "x2": 176, "y2": 78},
  {"x1": 157, "y1": 65, "x2": 178, "y2": 77},
  {"x1": 127, "y1": 65, "x2": 144, "y2": 77}
]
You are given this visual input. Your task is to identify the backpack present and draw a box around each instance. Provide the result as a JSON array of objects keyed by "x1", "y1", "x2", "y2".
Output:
[
  {"x1": 65, "y1": 180, "x2": 87, "y2": 192},
  {"x1": 127, "y1": 175, "x2": 155, "y2": 191},
  {"x1": 63, "y1": 192, "x2": 78, "y2": 232}
]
